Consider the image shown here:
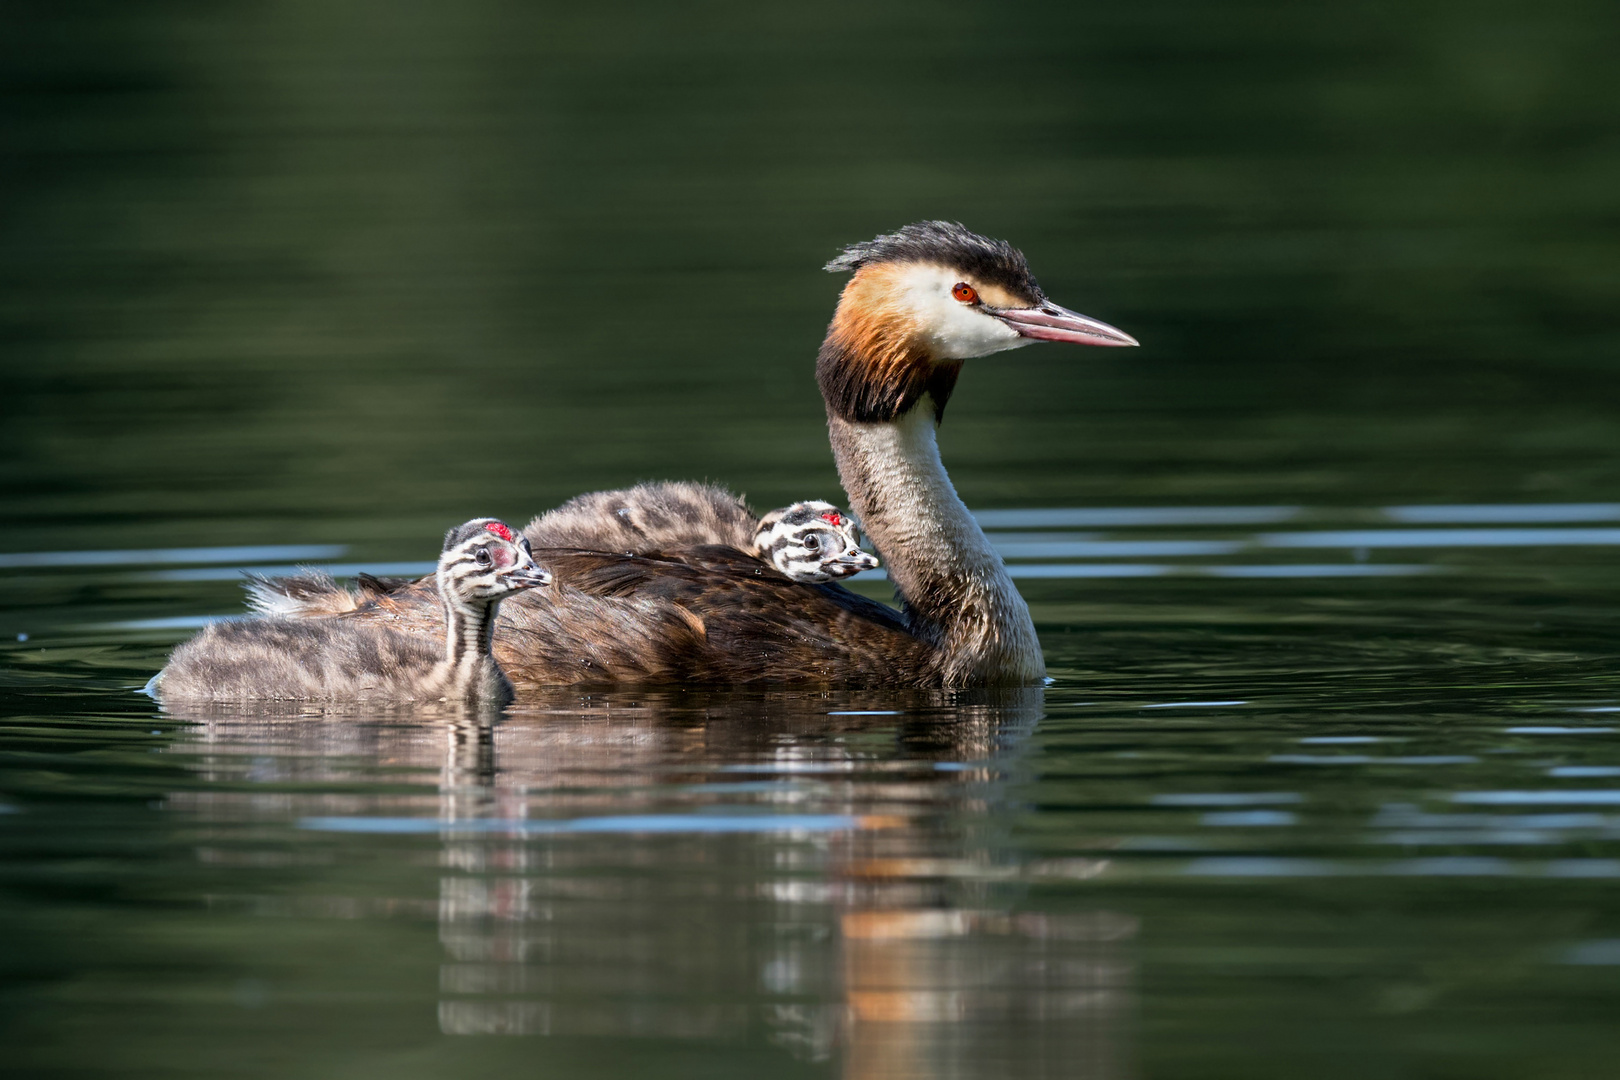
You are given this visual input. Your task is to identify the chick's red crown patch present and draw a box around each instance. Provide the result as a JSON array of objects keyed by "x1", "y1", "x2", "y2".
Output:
[
  {"x1": 485, "y1": 521, "x2": 514, "y2": 542},
  {"x1": 819, "y1": 511, "x2": 844, "y2": 527}
]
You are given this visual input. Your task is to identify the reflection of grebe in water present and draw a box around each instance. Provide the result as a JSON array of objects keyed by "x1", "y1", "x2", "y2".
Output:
[
  {"x1": 160, "y1": 689, "x2": 1132, "y2": 1073},
  {"x1": 263, "y1": 223, "x2": 1137, "y2": 689},
  {"x1": 149, "y1": 520, "x2": 549, "y2": 708}
]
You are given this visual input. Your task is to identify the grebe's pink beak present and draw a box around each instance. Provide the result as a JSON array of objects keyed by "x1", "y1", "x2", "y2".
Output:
[{"x1": 995, "y1": 302, "x2": 1139, "y2": 347}]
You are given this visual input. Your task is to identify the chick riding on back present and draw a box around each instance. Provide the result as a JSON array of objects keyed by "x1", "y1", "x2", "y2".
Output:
[{"x1": 752, "y1": 501, "x2": 880, "y2": 583}]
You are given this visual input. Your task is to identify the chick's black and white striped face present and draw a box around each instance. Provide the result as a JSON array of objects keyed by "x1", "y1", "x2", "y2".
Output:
[
  {"x1": 437, "y1": 519, "x2": 552, "y2": 603},
  {"x1": 753, "y1": 501, "x2": 881, "y2": 583}
]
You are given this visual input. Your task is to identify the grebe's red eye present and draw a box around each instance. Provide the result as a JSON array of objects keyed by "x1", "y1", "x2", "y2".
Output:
[{"x1": 952, "y1": 282, "x2": 978, "y2": 304}]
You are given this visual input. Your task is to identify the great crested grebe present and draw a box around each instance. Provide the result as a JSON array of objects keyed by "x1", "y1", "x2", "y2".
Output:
[
  {"x1": 151, "y1": 520, "x2": 551, "y2": 706},
  {"x1": 269, "y1": 223, "x2": 1136, "y2": 687}
]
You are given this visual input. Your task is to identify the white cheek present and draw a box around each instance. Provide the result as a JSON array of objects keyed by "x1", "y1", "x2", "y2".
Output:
[
  {"x1": 929, "y1": 302, "x2": 1026, "y2": 359},
  {"x1": 897, "y1": 265, "x2": 1030, "y2": 360}
]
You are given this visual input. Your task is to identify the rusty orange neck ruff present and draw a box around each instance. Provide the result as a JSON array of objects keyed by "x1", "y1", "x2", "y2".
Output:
[{"x1": 816, "y1": 267, "x2": 963, "y2": 425}]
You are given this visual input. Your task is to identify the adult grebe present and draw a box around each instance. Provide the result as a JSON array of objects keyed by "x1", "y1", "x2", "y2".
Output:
[
  {"x1": 151, "y1": 519, "x2": 551, "y2": 706},
  {"x1": 274, "y1": 223, "x2": 1136, "y2": 687}
]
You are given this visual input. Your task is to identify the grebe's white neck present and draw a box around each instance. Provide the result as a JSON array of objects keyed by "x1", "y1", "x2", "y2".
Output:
[{"x1": 827, "y1": 399, "x2": 1044, "y2": 686}]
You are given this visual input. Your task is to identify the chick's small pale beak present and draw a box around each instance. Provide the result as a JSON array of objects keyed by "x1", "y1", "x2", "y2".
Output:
[
  {"x1": 995, "y1": 302, "x2": 1139, "y2": 347},
  {"x1": 505, "y1": 564, "x2": 553, "y2": 589}
]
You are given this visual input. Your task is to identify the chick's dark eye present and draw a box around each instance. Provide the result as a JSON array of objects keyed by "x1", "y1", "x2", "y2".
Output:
[
  {"x1": 475, "y1": 549, "x2": 492, "y2": 567},
  {"x1": 802, "y1": 534, "x2": 820, "y2": 550},
  {"x1": 952, "y1": 282, "x2": 978, "y2": 304}
]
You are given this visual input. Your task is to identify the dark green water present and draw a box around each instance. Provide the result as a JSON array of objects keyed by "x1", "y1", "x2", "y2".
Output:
[{"x1": 4, "y1": 1, "x2": 1620, "y2": 1076}]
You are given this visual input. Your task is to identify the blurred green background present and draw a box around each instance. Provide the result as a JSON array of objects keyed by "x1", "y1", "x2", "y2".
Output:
[{"x1": 4, "y1": 0, "x2": 1618, "y2": 558}]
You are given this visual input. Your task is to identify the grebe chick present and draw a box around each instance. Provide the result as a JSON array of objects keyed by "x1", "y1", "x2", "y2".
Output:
[
  {"x1": 753, "y1": 501, "x2": 879, "y2": 582},
  {"x1": 151, "y1": 519, "x2": 551, "y2": 707}
]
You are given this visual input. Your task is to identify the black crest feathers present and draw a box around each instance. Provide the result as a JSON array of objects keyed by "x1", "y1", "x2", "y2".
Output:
[{"x1": 824, "y1": 221, "x2": 1040, "y2": 300}]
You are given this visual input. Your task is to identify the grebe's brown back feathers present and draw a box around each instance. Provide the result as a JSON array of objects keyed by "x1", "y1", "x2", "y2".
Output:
[
  {"x1": 348, "y1": 545, "x2": 929, "y2": 687},
  {"x1": 526, "y1": 481, "x2": 757, "y2": 553}
]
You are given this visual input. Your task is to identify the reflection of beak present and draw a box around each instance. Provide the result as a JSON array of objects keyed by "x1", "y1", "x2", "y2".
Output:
[
  {"x1": 503, "y1": 564, "x2": 553, "y2": 589},
  {"x1": 995, "y1": 302, "x2": 1139, "y2": 347}
]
